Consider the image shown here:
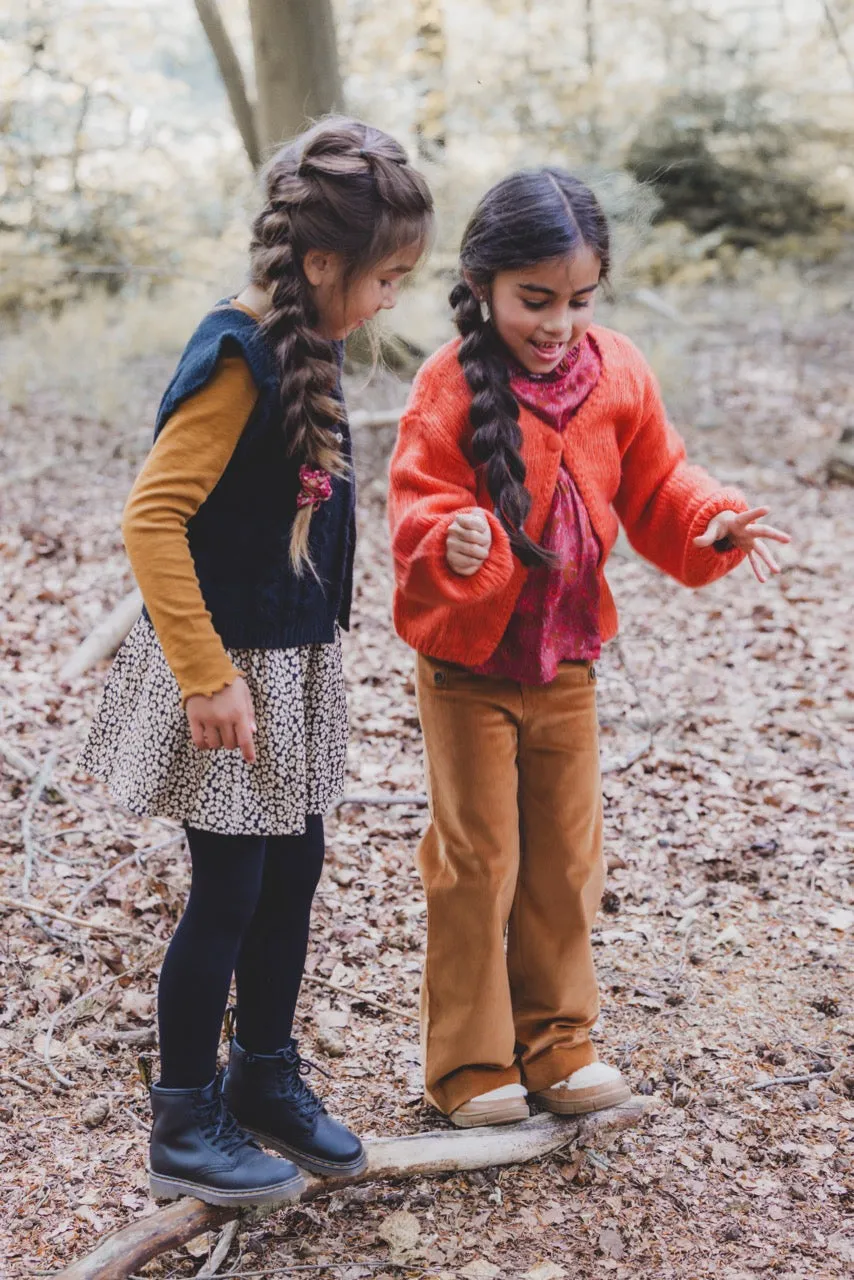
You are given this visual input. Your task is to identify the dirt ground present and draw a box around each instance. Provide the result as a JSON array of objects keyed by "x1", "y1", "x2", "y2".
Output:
[{"x1": 1, "y1": 267, "x2": 852, "y2": 1279}]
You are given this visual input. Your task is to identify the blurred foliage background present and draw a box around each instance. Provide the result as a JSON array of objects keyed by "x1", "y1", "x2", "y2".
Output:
[{"x1": 1, "y1": 0, "x2": 853, "y2": 411}]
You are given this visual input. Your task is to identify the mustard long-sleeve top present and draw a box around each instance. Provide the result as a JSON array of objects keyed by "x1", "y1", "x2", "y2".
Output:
[{"x1": 122, "y1": 352, "x2": 260, "y2": 703}]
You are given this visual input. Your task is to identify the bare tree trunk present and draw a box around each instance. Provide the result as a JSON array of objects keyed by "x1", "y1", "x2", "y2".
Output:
[
  {"x1": 194, "y1": 0, "x2": 261, "y2": 169},
  {"x1": 248, "y1": 0, "x2": 344, "y2": 155}
]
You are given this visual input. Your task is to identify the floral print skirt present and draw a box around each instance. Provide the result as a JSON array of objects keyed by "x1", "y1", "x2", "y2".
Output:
[{"x1": 79, "y1": 616, "x2": 348, "y2": 835}]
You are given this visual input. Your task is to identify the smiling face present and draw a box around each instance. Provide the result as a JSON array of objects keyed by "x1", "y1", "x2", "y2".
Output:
[
  {"x1": 484, "y1": 245, "x2": 602, "y2": 374},
  {"x1": 304, "y1": 243, "x2": 424, "y2": 340}
]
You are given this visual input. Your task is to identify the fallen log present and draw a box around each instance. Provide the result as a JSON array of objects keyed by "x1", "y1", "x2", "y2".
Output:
[
  {"x1": 54, "y1": 1098, "x2": 646, "y2": 1279},
  {"x1": 60, "y1": 589, "x2": 142, "y2": 682}
]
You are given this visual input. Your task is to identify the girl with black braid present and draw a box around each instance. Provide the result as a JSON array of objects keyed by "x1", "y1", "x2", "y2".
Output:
[
  {"x1": 389, "y1": 169, "x2": 789, "y2": 1127},
  {"x1": 80, "y1": 118, "x2": 433, "y2": 1205}
]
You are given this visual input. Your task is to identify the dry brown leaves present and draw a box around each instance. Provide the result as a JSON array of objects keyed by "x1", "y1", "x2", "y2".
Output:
[{"x1": 0, "y1": 275, "x2": 852, "y2": 1278}]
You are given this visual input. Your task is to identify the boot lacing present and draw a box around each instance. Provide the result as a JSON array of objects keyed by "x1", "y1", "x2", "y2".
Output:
[
  {"x1": 270, "y1": 1042, "x2": 330, "y2": 1123},
  {"x1": 195, "y1": 1075, "x2": 255, "y2": 1156}
]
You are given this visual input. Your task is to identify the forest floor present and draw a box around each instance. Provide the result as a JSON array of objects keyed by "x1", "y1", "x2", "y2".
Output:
[{"x1": 1, "y1": 263, "x2": 853, "y2": 1280}]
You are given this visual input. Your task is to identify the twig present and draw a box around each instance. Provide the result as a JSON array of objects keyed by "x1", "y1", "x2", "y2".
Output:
[
  {"x1": 41, "y1": 942, "x2": 166, "y2": 1089},
  {"x1": 68, "y1": 832, "x2": 183, "y2": 915},
  {"x1": 602, "y1": 638, "x2": 656, "y2": 774},
  {"x1": 303, "y1": 974, "x2": 418, "y2": 1022},
  {"x1": 196, "y1": 1219, "x2": 240, "y2": 1278},
  {"x1": 84, "y1": 1027, "x2": 157, "y2": 1048},
  {"x1": 122, "y1": 1106, "x2": 151, "y2": 1136},
  {"x1": 822, "y1": 0, "x2": 854, "y2": 88},
  {"x1": 334, "y1": 793, "x2": 428, "y2": 808},
  {"x1": 1, "y1": 739, "x2": 67, "y2": 801},
  {"x1": 0, "y1": 895, "x2": 152, "y2": 942},
  {"x1": 748, "y1": 1071, "x2": 831, "y2": 1091},
  {"x1": 21, "y1": 748, "x2": 59, "y2": 898},
  {"x1": 177, "y1": 1265, "x2": 438, "y2": 1278},
  {"x1": 0, "y1": 1027, "x2": 70, "y2": 1076},
  {"x1": 0, "y1": 1069, "x2": 42, "y2": 1096}
]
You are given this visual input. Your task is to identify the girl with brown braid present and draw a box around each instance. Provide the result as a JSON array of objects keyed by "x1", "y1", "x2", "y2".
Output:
[
  {"x1": 388, "y1": 168, "x2": 789, "y2": 1128},
  {"x1": 80, "y1": 117, "x2": 433, "y2": 1205}
]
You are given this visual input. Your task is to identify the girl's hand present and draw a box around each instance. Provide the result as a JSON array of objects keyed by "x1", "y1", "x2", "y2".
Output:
[
  {"x1": 446, "y1": 509, "x2": 492, "y2": 576},
  {"x1": 186, "y1": 676, "x2": 257, "y2": 764},
  {"x1": 694, "y1": 507, "x2": 791, "y2": 584}
]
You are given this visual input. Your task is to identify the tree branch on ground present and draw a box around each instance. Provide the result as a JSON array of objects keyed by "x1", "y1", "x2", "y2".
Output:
[{"x1": 54, "y1": 1100, "x2": 646, "y2": 1280}]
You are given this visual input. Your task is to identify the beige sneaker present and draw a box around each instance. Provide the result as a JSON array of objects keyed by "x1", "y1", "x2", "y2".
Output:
[
  {"x1": 531, "y1": 1063, "x2": 631, "y2": 1115},
  {"x1": 449, "y1": 1083, "x2": 530, "y2": 1128}
]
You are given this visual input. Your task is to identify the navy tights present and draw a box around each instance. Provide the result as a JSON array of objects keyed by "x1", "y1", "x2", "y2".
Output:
[{"x1": 157, "y1": 818, "x2": 325, "y2": 1089}]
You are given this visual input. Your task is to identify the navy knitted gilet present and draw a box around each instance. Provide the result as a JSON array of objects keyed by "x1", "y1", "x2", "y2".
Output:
[{"x1": 146, "y1": 304, "x2": 356, "y2": 649}]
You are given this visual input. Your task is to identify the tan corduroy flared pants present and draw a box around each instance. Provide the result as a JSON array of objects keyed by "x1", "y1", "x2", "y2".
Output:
[{"x1": 415, "y1": 653, "x2": 606, "y2": 1115}]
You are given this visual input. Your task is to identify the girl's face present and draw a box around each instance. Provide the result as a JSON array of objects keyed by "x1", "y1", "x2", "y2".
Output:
[
  {"x1": 485, "y1": 246, "x2": 601, "y2": 374},
  {"x1": 304, "y1": 244, "x2": 423, "y2": 340}
]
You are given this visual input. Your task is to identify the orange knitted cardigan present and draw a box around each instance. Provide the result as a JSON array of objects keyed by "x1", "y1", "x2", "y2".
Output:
[{"x1": 388, "y1": 327, "x2": 748, "y2": 665}]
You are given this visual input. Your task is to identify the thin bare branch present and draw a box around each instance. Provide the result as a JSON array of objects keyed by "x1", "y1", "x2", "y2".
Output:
[
  {"x1": 303, "y1": 973, "x2": 418, "y2": 1021},
  {"x1": 194, "y1": 0, "x2": 260, "y2": 168},
  {"x1": 20, "y1": 748, "x2": 59, "y2": 898},
  {"x1": 821, "y1": 1, "x2": 854, "y2": 88},
  {"x1": 0, "y1": 895, "x2": 152, "y2": 942}
]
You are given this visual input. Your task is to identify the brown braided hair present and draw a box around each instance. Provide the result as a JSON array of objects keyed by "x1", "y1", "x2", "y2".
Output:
[
  {"x1": 451, "y1": 169, "x2": 610, "y2": 568},
  {"x1": 249, "y1": 117, "x2": 433, "y2": 573}
]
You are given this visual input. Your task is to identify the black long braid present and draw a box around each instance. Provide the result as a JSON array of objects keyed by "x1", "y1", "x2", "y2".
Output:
[
  {"x1": 450, "y1": 279, "x2": 558, "y2": 568},
  {"x1": 249, "y1": 117, "x2": 433, "y2": 574},
  {"x1": 450, "y1": 167, "x2": 611, "y2": 570}
]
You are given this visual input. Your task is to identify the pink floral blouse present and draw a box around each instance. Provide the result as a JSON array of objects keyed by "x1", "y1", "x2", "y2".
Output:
[{"x1": 471, "y1": 336, "x2": 603, "y2": 684}]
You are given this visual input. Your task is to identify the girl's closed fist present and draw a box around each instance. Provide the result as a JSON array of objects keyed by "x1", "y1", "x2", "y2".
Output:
[
  {"x1": 186, "y1": 675, "x2": 257, "y2": 763},
  {"x1": 446, "y1": 509, "x2": 492, "y2": 576}
]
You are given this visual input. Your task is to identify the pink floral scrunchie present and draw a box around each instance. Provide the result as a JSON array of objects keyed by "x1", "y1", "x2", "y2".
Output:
[{"x1": 296, "y1": 465, "x2": 333, "y2": 511}]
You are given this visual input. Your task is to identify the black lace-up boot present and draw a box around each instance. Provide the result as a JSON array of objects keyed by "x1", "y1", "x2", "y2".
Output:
[
  {"x1": 223, "y1": 1038, "x2": 367, "y2": 1178},
  {"x1": 148, "y1": 1074, "x2": 305, "y2": 1206}
]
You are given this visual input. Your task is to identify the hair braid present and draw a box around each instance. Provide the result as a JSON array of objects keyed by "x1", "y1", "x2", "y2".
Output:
[
  {"x1": 450, "y1": 165, "x2": 612, "y2": 570},
  {"x1": 249, "y1": 177, "x2": 348, "y2": 575},
  {"x1": 450, "y1": 280, "x2": 558, "y2": 569},
  {"x1": 246, "y1": 117, "x2": 433, "y2": 576}
]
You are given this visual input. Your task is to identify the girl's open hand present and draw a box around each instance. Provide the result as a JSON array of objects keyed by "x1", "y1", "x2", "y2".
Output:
[
  {"x1": 186, "y1": 676, "x2": 257, "y2": 763},
  {"x1": 446, "y1": 508, "x2": 492, "y2": 576},
  {"x1": 694, "y1": 507, "x2": 791, "y2": 584}
]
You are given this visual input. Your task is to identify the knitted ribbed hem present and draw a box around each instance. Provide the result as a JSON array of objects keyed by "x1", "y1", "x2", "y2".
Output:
[
  {"x1": 180, "y1": 665, "x2": 243, "y2": 708},
  {"x1": 683, "y1": 489, "x2": 749, "y2": 586}
]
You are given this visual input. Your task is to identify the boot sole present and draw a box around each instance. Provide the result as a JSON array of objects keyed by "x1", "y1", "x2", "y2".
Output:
[
  {"x1": 532, "y1": 1081, "x2": 632, "y2": 1115},
  {"x1": 148, "y1": 1167, "x2": 305, "y2": 1207},
  {"x1": 246, "y1": 1129, "x2": 368, "y2": 1179}
]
